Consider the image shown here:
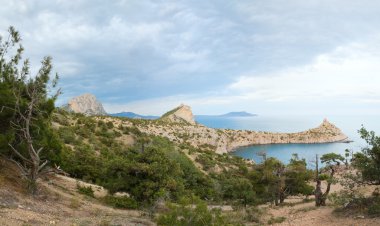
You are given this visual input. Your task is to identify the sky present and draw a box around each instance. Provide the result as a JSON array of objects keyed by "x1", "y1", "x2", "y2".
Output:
[{"x1": 1, "y1": 0, "x2": 380, "y2": 116}]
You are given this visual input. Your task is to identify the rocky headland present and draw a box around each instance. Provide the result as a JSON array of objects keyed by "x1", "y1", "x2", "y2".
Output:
[{"x1": 102, "y1": 104, "x2": 348, "y2": 154}]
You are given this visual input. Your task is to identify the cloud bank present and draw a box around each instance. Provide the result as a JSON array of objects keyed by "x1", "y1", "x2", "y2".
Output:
[{"x1": 1, "y1": 0, "x2": 379, "y2": 115}]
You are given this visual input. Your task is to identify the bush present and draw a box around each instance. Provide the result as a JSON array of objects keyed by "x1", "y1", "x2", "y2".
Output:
[
  {"x1": 103, "y1": 195, "x2": 138, "y2": 209},
  {"x1": 77, "y1": 184, "x2": 94, "y2": 197},
  {"x1": 196, "y1": 154, "x2": 215, "y2": 171},
  {"x1": 156, "y1": 197, "x2": 228, "y2": 226},
  {"x1": 267, "y1": 216, "x2": 286, "y2": 224},
  {"x1": 368, "y1": 197, "x2": 380, "y2": 216},
  {"x1": 58, "y1": 127, "x2": 76, "y2": 144},
  {"x1": 106, "y1": 121, "x2": 114, "y2": 129}
]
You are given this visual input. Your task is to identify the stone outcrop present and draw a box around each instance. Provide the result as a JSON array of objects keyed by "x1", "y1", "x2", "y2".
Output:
[
  {"x1": 64, "y1": 93, "x2": 107, "y2": 116},
  {"x1": 160, "y1": 104, "x2": 196, "y2": 125}
]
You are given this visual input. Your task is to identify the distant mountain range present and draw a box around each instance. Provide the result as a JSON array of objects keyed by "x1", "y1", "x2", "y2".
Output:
[
  {"x1": 197, "y1": 111, "x2": 257, "y2": 117},
  {"x1": 217, "y1": 111, "x2": 257, "y2": 117},
  {"x1": 109, "y1": 112, "x2": 159, "y2": 119},
  {"x1": 109, "y1": 111, "x2": 257, "y2": 119}
]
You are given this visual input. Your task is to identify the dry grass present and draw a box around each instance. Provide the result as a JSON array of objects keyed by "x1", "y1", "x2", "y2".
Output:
[{"x1": 0, "y1": 158, "x2": 154, "y2": 226}]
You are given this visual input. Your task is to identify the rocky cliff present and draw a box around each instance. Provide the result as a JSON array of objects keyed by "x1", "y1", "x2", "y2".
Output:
[
  {"x1": 160, "y1": 104, "x2": 196, "y2": 125},
  {"x1": 64, "y1": 93, "x2": 107, "y2": 116}
]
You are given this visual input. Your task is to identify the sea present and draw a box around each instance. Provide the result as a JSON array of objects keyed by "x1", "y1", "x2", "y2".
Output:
[{"x1": 195, "y1": 115, "x2": 380, "y2": 167}]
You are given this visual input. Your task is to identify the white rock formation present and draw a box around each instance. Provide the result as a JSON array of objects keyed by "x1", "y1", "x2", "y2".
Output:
[
  {"x1": 161, "y1": 104, "x2": 196, "y2": 125},
  {"x1": 65, "y1": 93, "x2": 107, "y2": 116}
]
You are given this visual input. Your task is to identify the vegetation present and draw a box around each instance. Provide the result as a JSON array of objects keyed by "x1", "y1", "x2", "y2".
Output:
[
  {"x1": 353, "y1": 127, "x2": 380, "y2": 185},
  {"x1": 330, "y1": 128, "x2": 380, "y2": 216},
  {"x1": 0, "y1": 26, "x2": 61, "y2": 194},
  {"x1": 77, "y1": 184, "x2": 95, "y2": 197},
  {"x1": 156, "y1": 197, "x2": 228, "y2": 226},
  {"x1": 314, "y1": 153, "x2": 344, "y2": 206},
  {"x1": 102, "y1": 195, "x2": 138, "y2": 209}
]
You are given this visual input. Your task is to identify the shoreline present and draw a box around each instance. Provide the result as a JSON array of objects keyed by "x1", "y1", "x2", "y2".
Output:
[{"x1": 228, "y1": 137, "x2": 351, "y2": 153}]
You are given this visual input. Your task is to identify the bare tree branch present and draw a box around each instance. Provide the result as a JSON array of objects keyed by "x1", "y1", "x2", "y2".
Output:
[{"x1": 8, "y1": 143, "x2": 32, "y2": 164}]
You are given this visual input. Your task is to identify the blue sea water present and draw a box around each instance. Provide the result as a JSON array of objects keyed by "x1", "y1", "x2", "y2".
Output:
[{"x1": 195, "y1": 115, "x2": 380, "y2": 166}]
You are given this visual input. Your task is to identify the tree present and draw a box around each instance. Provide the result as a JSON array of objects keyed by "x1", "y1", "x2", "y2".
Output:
[
  {"x1": 285, "y1": 154, "x2": 313, "y2": 199},
  {"x1": 344, "y1": 149, "x2": 350, "y2": 167},
  {"x1": 260, "y1": 157, "x2": 285, "y2": 206},
  {"x1": 0, "y1": 26, "x2": 60, "y2": 194},
  {"x1": 259, "y1": 155, "x2": 313, "y2": 206},
  {"x1": 352, "y1": 127, "x2": 380, "y2": 185},
  {"x1": 314, "y1": 153, "x2": 344, "y2": 206}
]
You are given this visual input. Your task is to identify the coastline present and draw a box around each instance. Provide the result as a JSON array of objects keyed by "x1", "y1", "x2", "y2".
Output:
[
  {"x1": 228, "y1": 137, "x2": 351, "y2": 153},
  {"x1": 102, "y1": 116, "x2": 348, "y2": 155}
]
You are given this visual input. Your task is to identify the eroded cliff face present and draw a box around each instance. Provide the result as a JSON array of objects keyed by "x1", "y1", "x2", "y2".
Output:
[
  {"x1": 64, "y1": 94, "x2": 107, "y2": 116},
  {"x1": 160, "y1": 104, "x2": 196, "y2": 125}
]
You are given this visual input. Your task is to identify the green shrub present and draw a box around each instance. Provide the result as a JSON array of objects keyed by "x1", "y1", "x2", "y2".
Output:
[
  {"x1": 58, "y1": 127, "x2": 76, "y2": 144},
  {"x1": 106, "y1": 121, "x2": 114, "y2": 129},
  {"x1": 368, "y1": 199, "x2": 380, "y2": 216},
  {"x1": 156, "y1": 197, "x2": 228, "y2": 226},
  {"x1": 196, "y1": 154, "x2": 215, "y2": 171},
  {"x1": 267, "y1": 216, "x2": 286, "y2": 224},
  {"x1": 77, "y1": 184, "x2": 95, "y2": 197},
  {"x1": 103, "y1": 195, "x2": 138, "y2": 209}
]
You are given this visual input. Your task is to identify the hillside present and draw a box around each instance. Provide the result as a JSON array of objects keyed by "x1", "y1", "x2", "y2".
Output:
[
  {"x1": 2, "y1": 155, "x2": 379, "y2": 225},
  {"x1": 0, "y1": 159, "x2": 154, "y2": 226},
  {"x1": 0, "y1": 110, "x2": 376, "y2": 226},
  {"x1": 104, "y1": 105, "x2": 348, "y2": 154}
]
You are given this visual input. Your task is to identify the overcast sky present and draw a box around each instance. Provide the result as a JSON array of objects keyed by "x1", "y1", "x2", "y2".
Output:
[{"x1": 1, "y1": 0, "x2": 380, "y2": 115}]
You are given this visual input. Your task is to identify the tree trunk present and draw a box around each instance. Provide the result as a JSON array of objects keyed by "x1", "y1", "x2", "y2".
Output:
[
  {"x1": 279, "y1": 191, "x2": 285, "y2": 204},
  {"x1": 314, "y1": 154, "x2": 324, "y2": 206}
]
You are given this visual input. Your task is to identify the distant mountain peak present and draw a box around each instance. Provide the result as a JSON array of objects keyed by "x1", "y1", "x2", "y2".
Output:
[
  {"x1": 161, "y1": 104, "x2": 196, "y2": 125},
  {"x1": 63, "y1": 93, "x2": 107, "y2": 116}
]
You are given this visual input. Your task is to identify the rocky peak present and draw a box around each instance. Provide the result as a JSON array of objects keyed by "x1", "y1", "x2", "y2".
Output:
[
  {"x1": 64, "y1": 93, "x2": 107, "y2": 116},
  {"x1": 320, "y1": 118, "x2": 338, "y2": 129},
  {"x1": 314, "y1": 118, "x2": 347, "y2": 138},
  {"x1": 161, "y1": 104, "x2": 196, "y2": 125}
]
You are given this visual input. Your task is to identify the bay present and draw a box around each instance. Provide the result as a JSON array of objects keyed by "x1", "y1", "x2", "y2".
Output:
[{"x1": 195, "y1": 115, "x2": 380, "y2": 166}]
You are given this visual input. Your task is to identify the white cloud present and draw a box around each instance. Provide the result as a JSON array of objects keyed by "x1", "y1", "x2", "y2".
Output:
[
  {"x1": 229, "y1": 40, "x2": 380, "y2": 104},
  {"x1": 110, "y1": 38, "x2": 380, "y2": 116},
  {"x1": 103, "y1": 94, "x2": 238, "y2": 115}
]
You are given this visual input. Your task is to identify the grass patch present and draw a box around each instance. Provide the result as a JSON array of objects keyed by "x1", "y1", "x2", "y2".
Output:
[
  {"x1": 267, "y1": 216, "x2": 286, "y2": 224},
  {"x1": 69, "y1": 197, "x2": 81, "y2": 209},
  {"x1": 292, "y1": 206, "x2": 317, "y2": 214},
  {"x1": 77, "y1": 184, "x2": 95, "y2": 198}
]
